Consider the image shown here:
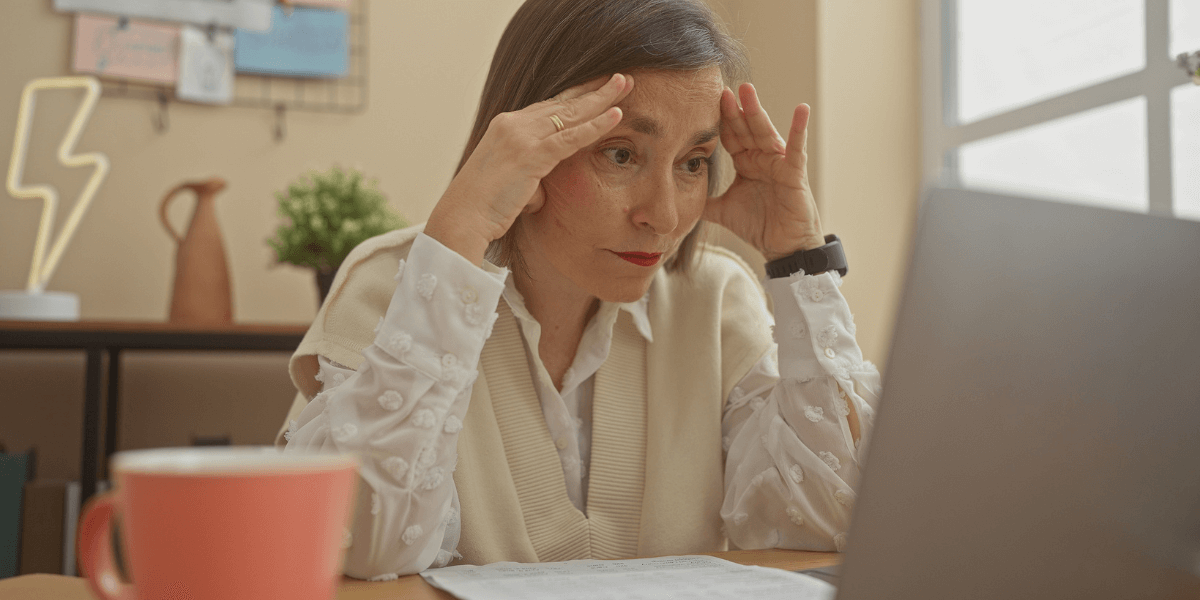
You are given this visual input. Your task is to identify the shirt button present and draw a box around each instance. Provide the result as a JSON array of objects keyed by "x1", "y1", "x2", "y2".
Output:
[
  {"x1": 824, "y1": 347, "x2": 837, "y2": 359},
  {"x1": 461, "y1": 287, "x2": 478, "y2": 304},
  {"x1": 555, "y1": 437, "x2": 568, "y2": 450}
]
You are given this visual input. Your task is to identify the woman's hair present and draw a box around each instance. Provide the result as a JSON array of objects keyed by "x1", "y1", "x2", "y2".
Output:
[{"x1": 457, "y1": 0, "x2": 749, "y2": 274}]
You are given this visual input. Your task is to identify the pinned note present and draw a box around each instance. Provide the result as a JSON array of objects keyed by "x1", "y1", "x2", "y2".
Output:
[
  {"x1": 176, "y1": 25, "x2": 235, "y2": 105},
  {"x1": 234, "y1": 5, "x2": 348, "y2": 78},
  {"x1": 72, "y1": 14, "x2": 180, "y2": 83},
  {"x1": 285, "y1": 0, "x2": 349, "y2": 7},
  {"x1": 54, "y1": 0, "x2": 273, "y2": 32}
]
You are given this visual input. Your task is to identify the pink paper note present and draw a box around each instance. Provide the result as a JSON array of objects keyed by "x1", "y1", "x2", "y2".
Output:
[{"x1": 72, "y1": 13, "x2": 180, "y2": 84}]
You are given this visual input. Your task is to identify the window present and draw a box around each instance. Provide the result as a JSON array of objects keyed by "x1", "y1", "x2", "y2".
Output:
[{"x1": 922, "y1": 0, "x2": 1200, "y2": 219}]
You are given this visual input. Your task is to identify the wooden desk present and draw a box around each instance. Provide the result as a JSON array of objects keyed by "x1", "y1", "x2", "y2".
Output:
[
  {"x1": 0, "y1": 550, "x2": 840, "y2": 600},
  {"x1": 0, "y1": 320, "x2": 308, "y2": 502}
]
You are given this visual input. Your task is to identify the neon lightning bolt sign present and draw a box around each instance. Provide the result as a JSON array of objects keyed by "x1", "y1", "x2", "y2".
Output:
[{"x1": 6, "y1": 76, "x2": 110, "y2": 293}]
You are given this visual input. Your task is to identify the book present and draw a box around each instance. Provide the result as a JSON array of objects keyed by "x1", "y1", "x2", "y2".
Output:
[
  {"x1": 0, "y1": 451, "x2": 34, "y2": 578},
  {"x1": 18, "y1": 480, "x2": 66, "y2": 575},
  {"x1": 63, "y1": 482, "x2": 80, "y2": 576}
]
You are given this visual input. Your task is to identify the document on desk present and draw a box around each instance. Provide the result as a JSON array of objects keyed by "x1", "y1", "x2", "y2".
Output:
[{"x1": 420, "y1": 555, "x2": 835, "y2": 600}]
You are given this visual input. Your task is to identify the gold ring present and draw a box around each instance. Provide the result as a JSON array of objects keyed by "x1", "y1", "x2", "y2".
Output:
[{"x1": 549, "y1": 114, "x2": 565, "y2": 133}]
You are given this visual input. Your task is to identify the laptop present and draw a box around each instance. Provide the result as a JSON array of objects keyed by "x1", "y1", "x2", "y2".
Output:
[{"x1": 832, "y1": 188, "x2": 1200, "y2": 599}]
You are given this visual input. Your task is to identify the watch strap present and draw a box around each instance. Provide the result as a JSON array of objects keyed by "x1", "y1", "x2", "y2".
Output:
[{"x1": 764, "y1": 234, "x2": 848, "y2": 278}]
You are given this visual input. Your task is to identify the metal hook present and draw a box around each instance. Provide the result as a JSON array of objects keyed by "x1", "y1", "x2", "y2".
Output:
[
  {"x1": 117, "y1": 16, "x2": 129, "y2": 30},
  {"x1": 153, "y1": 90, "x2": 169, "y2": 134},
  {"x1": 205, "y1": 22, "x2": 219, "y2": 43},
  {"x1": 274, "y1": 103, "x2": 286, "y2": 142}
]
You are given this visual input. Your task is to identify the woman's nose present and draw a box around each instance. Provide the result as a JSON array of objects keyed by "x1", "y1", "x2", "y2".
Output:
[{"x1": 630, "y1": 170, "x2": 680, "y2": 235}]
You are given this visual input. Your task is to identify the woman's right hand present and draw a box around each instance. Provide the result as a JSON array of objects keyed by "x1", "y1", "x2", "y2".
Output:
[{"x1": 424, "y1": 73, "x2": 634, "y2": 266}]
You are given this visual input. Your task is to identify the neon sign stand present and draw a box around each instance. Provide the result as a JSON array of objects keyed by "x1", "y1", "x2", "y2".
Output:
[{"x1": 2, "y1": 76, "x2": 109, "y2": 321}]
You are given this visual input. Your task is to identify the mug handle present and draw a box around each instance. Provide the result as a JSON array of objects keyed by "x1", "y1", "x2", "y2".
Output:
[{"x1": 78, "y1": 493, "x2": 137, "y2": 600}]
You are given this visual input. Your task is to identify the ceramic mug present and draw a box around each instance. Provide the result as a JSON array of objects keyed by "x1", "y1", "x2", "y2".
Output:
[{"x1": 78, "y1": 447, "x2": 358, "y2": 600}]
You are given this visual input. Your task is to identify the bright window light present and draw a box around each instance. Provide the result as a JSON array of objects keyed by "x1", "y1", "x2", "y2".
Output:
[
  {"x1": 1170, "y1": 0, "x2": 1200, "y2": 58},
  {"x1": 959, "y1": 96, "x2": 1148, "y2": 212},
  {"x1": 956, "y1": 0, "x2": 1145, "y2": 124},
  {"x1": 1172, "y1": 84, "x2": 1200, "y2": 220}
]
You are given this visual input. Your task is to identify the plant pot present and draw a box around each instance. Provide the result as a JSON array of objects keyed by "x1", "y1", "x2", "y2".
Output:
[{"x1": 315, "y1": 268, "x2": 337, "y2": 306}]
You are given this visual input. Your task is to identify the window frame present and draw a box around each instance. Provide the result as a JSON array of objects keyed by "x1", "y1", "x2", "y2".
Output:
[{"x1": 920, "y1": 0, "x2": 1192, "y2": 216}]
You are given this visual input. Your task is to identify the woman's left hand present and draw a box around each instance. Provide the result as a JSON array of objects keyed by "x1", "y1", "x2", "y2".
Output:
[{"x1": 704, "y1": 83, "x2": 825, "y2": 260}]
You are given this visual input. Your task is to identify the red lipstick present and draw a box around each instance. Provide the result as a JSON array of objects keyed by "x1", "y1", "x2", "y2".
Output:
[{"x1": 613, "y1": 251, "x2": 662, "y2": 267}]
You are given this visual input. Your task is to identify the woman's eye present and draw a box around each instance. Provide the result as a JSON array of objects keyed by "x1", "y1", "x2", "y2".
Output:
[
  {"x1": 604, "y1": 147, "x2": 633, "y2": 165},
  {"x1": 686, "y1": 156, "x2": 710, "y2": 174}
]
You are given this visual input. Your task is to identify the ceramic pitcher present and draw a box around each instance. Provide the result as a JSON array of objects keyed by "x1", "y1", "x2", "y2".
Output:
[{"x1": 160, "y1": 178, "x2": 233, "y2": 324}]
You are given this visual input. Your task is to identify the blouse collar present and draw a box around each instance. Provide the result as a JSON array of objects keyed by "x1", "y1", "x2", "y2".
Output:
[{"x1": 496, "y1": 270, "x2": 654, "y2": 344}]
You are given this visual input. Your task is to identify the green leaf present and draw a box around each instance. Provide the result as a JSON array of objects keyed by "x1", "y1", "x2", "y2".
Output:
[{"x1": 266, "y1": 166, "x2": 409, "y2": 271}]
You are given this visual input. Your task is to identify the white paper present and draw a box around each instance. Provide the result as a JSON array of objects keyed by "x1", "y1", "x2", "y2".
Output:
[
  {"x1": 54, "y1": 0, "x2": 273, "y2": 31},
  {"x1": 177, "y1": 25, "x2": 235, "y2": 105},
  {"x1": 420, "y1": 555, "x2": 836, "y2": 600}
]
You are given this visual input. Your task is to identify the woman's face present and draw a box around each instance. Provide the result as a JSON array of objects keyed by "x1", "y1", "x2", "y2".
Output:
[{"x1": 520, "y1": 67, "x2": 724, "y2": 303}]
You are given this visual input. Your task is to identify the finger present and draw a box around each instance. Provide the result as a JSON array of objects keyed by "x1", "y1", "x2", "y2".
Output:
[
  {"x1": 525, "y1": 182, "x2": 546, "y2": 213},
  {"x1": 739, "y1": 83, "x2": 786, "y2": 154},
  {"x1": 537, "y1": 73, "x2": 633, "y2": 130},
  {"x1": 553, "y1": 73, "x2": 617, "y2": 103},
  {"x1": 546, "y1": 106, "x2": 624, "y2": 161},
  {"x1": 555, "y1": 73, "x2": 632, "y2": 123},
  {"x1": 785, "y1": 103, "x2": 810, "y2": 170},
  {"x1": 720, "y1": 87, "x2": 751, "y2": 155}
]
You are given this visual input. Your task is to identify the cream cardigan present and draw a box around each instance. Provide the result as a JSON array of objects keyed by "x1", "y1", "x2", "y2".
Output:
[{"x1": 286, "y1": 226, "x2": 773, "y2": 564}]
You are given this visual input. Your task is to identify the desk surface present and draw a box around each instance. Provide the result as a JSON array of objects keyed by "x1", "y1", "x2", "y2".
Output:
[
  {"x1": 0, "y1": 319, "x2": 310, "y2": 333},
  {"x1": 0, "y1": 549, "x2": 840, "y2": 600},
  {"x1": 0, "y1": 320, "x2": 309, "y2": 350}
]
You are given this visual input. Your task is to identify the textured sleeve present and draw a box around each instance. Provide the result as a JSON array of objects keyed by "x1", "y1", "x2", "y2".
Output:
[
  {"x1": 284, "y1": 233, "x2": 507, "y2": 578},
  {"x1": 720, "y1": 270, "x2": 881, "y2": 553}
]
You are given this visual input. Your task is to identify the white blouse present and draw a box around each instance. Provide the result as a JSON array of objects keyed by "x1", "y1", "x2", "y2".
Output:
[{"x1": 285, "y1": 233, "x2": 880, "y2": 579}]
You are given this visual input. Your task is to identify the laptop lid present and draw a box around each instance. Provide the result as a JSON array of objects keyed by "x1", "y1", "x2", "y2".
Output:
[{"x1": 835, "y1": 188, "x2": 1200, "y2": 599}]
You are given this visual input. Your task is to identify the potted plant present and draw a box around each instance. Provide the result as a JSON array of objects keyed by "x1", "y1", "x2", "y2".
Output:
[{"x1": 268, "y1": 166, "x2": 406, "y2": 304}]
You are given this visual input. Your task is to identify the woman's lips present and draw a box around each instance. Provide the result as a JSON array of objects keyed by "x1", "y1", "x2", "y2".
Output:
[{"x1": 612, "y1": 251, "x2": 662, "y2": 267}]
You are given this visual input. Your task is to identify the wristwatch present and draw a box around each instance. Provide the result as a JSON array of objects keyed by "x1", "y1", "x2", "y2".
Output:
[{"x1": 764, "y1": 234, "x2": 848, "y2": 278}]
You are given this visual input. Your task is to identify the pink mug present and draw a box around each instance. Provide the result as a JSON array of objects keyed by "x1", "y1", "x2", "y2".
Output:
[{"x1": 78, "y1": 447, "x2": 358, "y2": 600}]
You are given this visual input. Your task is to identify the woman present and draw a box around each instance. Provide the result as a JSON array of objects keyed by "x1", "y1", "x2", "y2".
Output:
[{"x1": 283, "y1": 0, "x2": 879, "y2": 579}]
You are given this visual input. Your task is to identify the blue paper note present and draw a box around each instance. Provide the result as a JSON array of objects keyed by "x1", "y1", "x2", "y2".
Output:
[{"x1": 234, "y1": 5, "x2": 347, "y2": 78}]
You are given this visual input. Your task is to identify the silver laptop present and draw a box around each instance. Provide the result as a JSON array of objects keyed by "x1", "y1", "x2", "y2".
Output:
[{"x1": 834, "y1": 188, "x2": 1200, "y2": 599}]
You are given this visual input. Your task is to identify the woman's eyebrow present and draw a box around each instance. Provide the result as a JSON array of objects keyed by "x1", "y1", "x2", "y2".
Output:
[
  {"x1": 622, "y1": 113, "x2": 721, "y2": 146},
  {"x1": 690, "y1": 124, "x2": 721, "y2": 147},
  {"x1": 625, "y1": 114, "x2": 661, "y2": 137}
]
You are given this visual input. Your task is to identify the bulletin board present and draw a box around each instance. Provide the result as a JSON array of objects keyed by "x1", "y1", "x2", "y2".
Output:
[{"x1": 62, "y1": 0, "x2": 368, "y2": 140}]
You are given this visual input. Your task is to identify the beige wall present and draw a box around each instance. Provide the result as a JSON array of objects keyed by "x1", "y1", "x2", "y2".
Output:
[
  {"x1": 0, "y1": 0, "x2": 919, "y2": 481},
  {"x1": 0, "y1": 0, "x2": 527, "y2": 481},
  {"x1": 717, "y1": 0, "x2": 922, "y2": 367},
  {"x1": 0, "y1": 0, "x2": 527, "y2": 322},
  {"x1": 818, "y1": 0, "x2": 923, "y2": 369}
]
